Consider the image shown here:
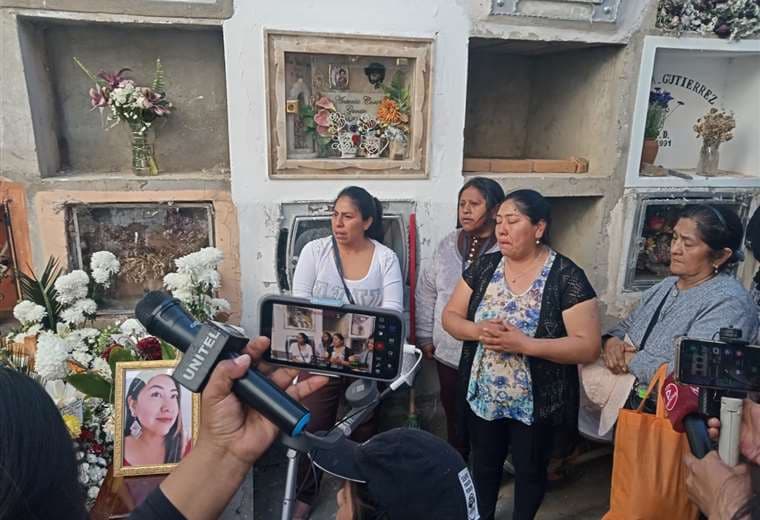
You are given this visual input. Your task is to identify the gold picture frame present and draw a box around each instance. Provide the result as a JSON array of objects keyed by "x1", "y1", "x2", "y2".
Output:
[{"x1": 113, "y1": 360, "x2": 200, "y2": 477}]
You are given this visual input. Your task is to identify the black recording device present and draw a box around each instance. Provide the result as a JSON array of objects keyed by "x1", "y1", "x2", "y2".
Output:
[
  {"x1": 675, "y1": 327, "x2": 759, "y2": 461},
  {"x1": 675, "y1": 328, "x2": 760, "y2": 395},
  {"x1": 135, "y1": 291, "x2": 312, "y2": 437},
  {"x1": 259, "y1": 295, "x2": 405, "y2": 382}
]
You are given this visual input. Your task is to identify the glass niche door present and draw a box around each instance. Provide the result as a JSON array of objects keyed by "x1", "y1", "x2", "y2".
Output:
[{"x1": 623, "y1": 192, "x2": 751, "y2": 292}]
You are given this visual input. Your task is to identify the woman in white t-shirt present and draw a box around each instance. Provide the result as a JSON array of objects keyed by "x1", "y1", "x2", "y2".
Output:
[
  {"x1": 290, "y1": 186, "x2": 403, "y2": 518},
  {"x1": 288, "y1": 333, "x2": 314, "y2": 364}
]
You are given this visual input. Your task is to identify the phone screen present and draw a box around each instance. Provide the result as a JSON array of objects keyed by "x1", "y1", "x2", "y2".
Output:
[
  {"x1": 260, "y1": 297, "x2": 403, "y2": 381},
  {"x1": 677, "y1": 338, "x2": 760, "y2": 392}
]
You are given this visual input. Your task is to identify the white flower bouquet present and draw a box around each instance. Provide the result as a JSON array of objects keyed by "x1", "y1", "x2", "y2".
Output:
[{"x1": 163, "y1": 246, "x2": 230, "y2": 322}]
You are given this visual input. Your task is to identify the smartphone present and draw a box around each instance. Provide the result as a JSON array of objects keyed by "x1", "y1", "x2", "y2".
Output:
[
  {"x1": 675, "y1": 337, "x2": 760, "y2": 392},
  {"x1": 259, "y1": 295, "x2": 405, "y2": 381}
]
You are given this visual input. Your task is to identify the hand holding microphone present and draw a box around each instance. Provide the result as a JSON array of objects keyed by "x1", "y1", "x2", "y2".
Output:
[
  {"x1": 135, "y1": 291, "x2": 324, "y2": 437},
  {"x1": 150, "y1": 335, "x2": 328, "y2": 520}
]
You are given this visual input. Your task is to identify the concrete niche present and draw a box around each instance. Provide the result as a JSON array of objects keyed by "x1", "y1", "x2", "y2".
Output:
[
  {"x1": 464, "y1": 38, "x2": 625, "y2": 178},
  {"x1": 17, "y1": 17, "x2": 229, "y2": 177}
]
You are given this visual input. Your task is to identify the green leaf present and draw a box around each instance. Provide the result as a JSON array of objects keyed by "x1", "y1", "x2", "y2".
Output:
[
  {"x1": 299, "y1": 104, "x2": 315, "y2": 118},
  {"x1": 73, "y1": 56, "x2": 98, "y2": 83},
  {"x1": 19, "y1": 256, "x2": 63, "y2": 330},
  {"x1": 67, "y1": 373, "x2": 112, "y2": 401},
  {"x1": 161, "y1": 340, "x2": 178, "y2": 360},
  {"x1": 108, "y1": 348, "x2": 137, "y2": 379},
  {"x1": 152, "y1": 58, "x2": 166, "y2": 94}
]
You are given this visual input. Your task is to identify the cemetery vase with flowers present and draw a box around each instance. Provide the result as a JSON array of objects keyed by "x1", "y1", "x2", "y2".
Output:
[{"x1": 641, "y1": 87, "x2": 683, "y2": 170}]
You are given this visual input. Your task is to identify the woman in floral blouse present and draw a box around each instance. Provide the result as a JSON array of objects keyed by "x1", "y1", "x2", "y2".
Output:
[{"x1": 443, "y1": 189, "x2": 601, "y2": 520}]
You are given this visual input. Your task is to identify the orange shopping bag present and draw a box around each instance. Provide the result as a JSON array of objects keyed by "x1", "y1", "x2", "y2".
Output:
[{"x1": 603, "y1": 364, "x2": 699, "y2": 520}]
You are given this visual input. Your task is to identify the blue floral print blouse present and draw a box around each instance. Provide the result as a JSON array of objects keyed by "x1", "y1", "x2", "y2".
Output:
[{"x1": 467, "y1": 249, "x2": 557, "y2": 424}]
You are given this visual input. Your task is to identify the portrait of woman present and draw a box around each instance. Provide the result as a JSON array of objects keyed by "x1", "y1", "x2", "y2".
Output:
[{"x1": 114, "y1": 361, "x2": 199, "y2": 477}]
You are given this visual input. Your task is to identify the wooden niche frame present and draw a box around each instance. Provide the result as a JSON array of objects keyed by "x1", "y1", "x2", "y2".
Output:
[{"x1": 265, "y1": 31, "x2": 433, "y2": 179}]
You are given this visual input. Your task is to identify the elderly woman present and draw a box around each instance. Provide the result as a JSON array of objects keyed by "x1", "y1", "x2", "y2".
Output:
[
  {"x1": 602, "y1": 205, "x2": 758, "y2": 389},
  {"x1": 443, "y1": 189, "x2": 601, "y2": 520}
]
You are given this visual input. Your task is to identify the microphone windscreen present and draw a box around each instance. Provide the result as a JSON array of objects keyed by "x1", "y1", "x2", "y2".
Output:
[
  {"x1": 135, "y1": 291, "x2": 172, "y2": 327},
  {"x1": 661, "y1": 373, "x2": 700, "y2": 433}
]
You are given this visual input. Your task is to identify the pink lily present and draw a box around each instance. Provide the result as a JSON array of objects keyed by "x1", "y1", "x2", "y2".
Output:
[
  {"x1": 96, "y1": 68, "x2": 131, "y2": 89},
  {"x1": 88, "y1": 86, "x2": 109, "y2": 110}
]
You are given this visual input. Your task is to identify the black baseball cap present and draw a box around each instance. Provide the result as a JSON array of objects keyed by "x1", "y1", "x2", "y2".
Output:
[{"x1": 309, "y1": 428, "x2": 480, "y2": 520}]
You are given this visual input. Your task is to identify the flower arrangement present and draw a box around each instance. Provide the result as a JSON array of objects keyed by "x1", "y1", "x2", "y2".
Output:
[
  {"x1": 2, "y1": 250, "x2": 176, "y2": 509},
  {"x1": 74, "y1": 57, "x2": 172, "y2": 176},
  {"x1": 693, "y1": 107, "x2": 736, "y2": 145},
  {"x1": 378, "y1": 71, "x2": 410, "y2": 153},
  {"x1": 656, "y1": 0, "x2": 760, "y2": 40},
  {"x1": 693, "y1": 107, "x2": 736, "y2": 176},
  {"x1": 162, "y1": 246, "x2": 230, "y2": 322},
  {"x1": 302, "y1": 96, "x2": 338, "y2": 156},
  {"x1": 645, "y1": 88, "x2": 684, "y2": 139}
]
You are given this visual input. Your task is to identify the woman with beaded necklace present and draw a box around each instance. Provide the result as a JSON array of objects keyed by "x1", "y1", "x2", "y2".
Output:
[{"x1": 415, "y1": 177, "x2": 504, "y2": 459}]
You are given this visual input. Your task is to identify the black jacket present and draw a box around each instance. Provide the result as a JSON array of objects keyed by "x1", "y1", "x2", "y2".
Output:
[{"x1": 456, "y1": 251, "x2": 596, "y2": 434}]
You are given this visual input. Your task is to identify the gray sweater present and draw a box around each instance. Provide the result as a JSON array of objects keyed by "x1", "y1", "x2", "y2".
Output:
[
  {"x1": 415, "y1": 230, "x2": 499, "y2": 368},
  {"x1": 606, "y1": 273, "x2": 759, "y2": 383}
]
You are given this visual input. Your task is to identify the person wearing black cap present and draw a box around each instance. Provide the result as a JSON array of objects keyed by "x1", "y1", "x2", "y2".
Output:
[{"x1": 311, "y1": 428, "x2": 480, "y2": 520}]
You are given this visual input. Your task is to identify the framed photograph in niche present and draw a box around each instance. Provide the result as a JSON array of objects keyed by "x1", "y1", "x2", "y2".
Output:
[{"x1": 265, "y1": 31, "x2": 433, "y2": 178}]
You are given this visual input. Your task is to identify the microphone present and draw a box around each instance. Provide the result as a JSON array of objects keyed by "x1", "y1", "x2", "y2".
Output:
[
  {"x1": 662, "y1": 377, "x2": 712, "y2": 458},
  {"x1": 135, "y1": 291, "x2": 311, "y2": 437}
]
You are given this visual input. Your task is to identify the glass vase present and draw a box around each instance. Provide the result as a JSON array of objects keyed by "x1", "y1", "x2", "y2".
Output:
[
  {"x1": 695, "y1": 141, "x2": 720, "y2": 177},
  {"x1": 130, "y1": 127, "x2": 158, "y2": 176}
]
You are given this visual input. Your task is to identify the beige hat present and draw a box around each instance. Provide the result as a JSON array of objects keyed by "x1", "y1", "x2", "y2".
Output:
[{"x1": 580, "y1": 356, "x2": 635, "y2": 436}]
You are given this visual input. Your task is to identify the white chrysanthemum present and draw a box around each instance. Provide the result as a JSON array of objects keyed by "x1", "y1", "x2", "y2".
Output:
[
  {"x1": 35, "y1": 331, "x2": 71, "y2": 381},
  {"x1": 71, "y1": 348, "x2": 93, "y2": 368},
  {"x1": 92, "y1": 357, "x2": 112, "y2": 382},
  {"x1": 87, "y1": 486, "x2": 100, "y2": 499},
  {"x1": 209, "y1": 298, "x2": 231, "y2": 314},
  {"x1": 175, "y1": 247, "x2": 224, "y2": 274},
  {"x1": 163, "y1": 272, "x2": 194, "y2": 303},
  {"x1": 173, "y1": 289, "x2": 194, "y2": 304},
  {"x1": 90, "y1": 251, "x2": 120, "y2": 287},
  {"x1": 54, "y1": 270, "x2": 90, "y2": 305},
  {"x1": 13, "y1": 300, "x2": 47, "y2": 325},
  {"x1": 163, "y1": 271, "x2": 193, "y2": 291},
  {"x1": 61, "y1": 298, "x2": 97, "y2": 326},
  {"x1": 197, "y1": 269, "x2": 221, "y2": 290},
  {"x1": 119, "y1": 318, "x2": 146, "y2": 337}
]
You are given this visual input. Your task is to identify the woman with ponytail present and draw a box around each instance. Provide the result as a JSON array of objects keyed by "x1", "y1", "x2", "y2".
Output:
[{"x1": 290, "y1": 185, "x2": 403, "y2": 518}]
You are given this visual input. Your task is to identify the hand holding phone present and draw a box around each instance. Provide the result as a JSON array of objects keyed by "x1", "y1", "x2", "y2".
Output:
[{"x1": 259, "y1": 295, "x2": 405, "y2": 382}]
